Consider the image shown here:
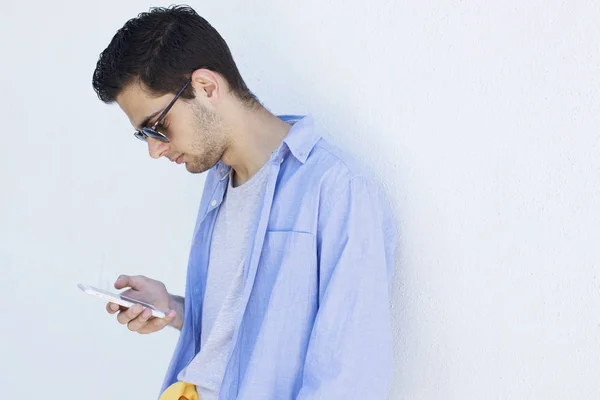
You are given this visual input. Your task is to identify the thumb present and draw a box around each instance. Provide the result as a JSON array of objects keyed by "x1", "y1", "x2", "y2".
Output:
[
  {"x1": 114, "y1": 274, "x2": 141, "y2": 290},
  {"x1": 114, "y1": 275, "x2": 129, "y2": 289},
  {"x1": 115, "y1": 274, "x2": 148, "y2": 290}
]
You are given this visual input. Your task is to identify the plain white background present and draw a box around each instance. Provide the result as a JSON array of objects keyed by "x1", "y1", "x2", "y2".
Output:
[{"x1": 1, "y1": 1, "x2": 599, "y2": 399}]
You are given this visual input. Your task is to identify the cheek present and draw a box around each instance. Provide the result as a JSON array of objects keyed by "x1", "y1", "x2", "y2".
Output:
[
  {"x1": 168, "y1": 125, "x2": 194, "y2": 148},
  {"x1": 175, "y1": 129, "x2": 205, "y2": 156}
]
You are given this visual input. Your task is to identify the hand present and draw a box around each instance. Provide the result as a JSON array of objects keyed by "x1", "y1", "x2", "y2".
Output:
[{"x1": 106, "y1": 274, "x2": 181, "y2": 334}]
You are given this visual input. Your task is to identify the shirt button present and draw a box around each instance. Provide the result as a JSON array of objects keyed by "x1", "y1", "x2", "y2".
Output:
[
  {"x1": 280, "y1": 158, "x2": 284, "y2": 164},
  {"x1": 211, "y1": 200, "x2": 217, "y2": 207}
]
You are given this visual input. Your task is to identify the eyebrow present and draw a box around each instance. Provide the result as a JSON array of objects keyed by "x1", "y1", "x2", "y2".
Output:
[{"x1": 137, "y1": 109, "x2": 163, "y2": 130}]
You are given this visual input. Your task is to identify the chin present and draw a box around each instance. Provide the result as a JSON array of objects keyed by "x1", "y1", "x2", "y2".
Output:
[
  {"x1": 184, "y1": 154, "x2": 221, "y2": 174},
  {"x1": 185, "y1": 162, "x2": 208, "y2": 174}
]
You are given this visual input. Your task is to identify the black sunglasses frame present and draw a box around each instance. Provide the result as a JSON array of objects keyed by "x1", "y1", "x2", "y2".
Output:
[{"x1": 134, "y1": 78, "x2": 192, "y2": 143}]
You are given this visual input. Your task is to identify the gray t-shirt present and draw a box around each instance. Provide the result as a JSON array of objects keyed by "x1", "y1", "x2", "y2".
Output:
[{"x1": 178, "y1": 163, "x2": 270, "y2": 399}]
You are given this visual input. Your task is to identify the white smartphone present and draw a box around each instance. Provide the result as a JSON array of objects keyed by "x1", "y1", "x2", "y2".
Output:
[{"x1": 77, "y1": 283, "x2": 166, "y2": 318}]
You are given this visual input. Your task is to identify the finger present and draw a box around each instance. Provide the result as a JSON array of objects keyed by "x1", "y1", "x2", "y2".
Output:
[
  {"x1": 138, "y1": 310, "x2": 175, "y2": 334},
  {"x1": 116, "y1": 304, "x2": 143, "y2": 325},
  {"x1": 138, "y1": 310, "x2": 176, "y2": 334},
  {"x1": 127, "y1": 307, "x2": 153, "y2": 332},
  {"x1": 106, "y1": 302, "x2": 121, "y2": 314}
]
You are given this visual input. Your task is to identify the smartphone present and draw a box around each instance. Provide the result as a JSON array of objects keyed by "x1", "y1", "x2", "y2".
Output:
[{"x1": 78, "y1": 283, "x2": 166, "y2": 318}]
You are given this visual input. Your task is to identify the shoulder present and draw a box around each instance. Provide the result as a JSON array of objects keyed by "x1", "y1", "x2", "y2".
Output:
[
  {"x1": 282, "y1": 114, "x2": 373, "y2": 186},
  {"x1": 305, "y1": 137, "x2": 382, "y2": 203}
]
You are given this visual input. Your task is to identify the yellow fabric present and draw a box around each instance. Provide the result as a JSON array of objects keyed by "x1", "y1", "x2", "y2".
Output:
[{"x1": 159, "y1": 381, "x2": 198, "y2": 400}]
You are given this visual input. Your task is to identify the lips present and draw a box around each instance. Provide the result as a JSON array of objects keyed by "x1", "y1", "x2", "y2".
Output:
[{"x1": 176, "y1": 154, "x2": 184, "y2": 164}]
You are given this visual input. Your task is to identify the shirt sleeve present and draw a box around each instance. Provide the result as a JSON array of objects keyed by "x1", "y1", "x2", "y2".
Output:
[{"x1": 296, "y1": 175, "x2": 397, "y2": 399}]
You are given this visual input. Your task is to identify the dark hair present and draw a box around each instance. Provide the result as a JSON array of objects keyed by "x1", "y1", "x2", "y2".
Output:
[{"x1": 92, "y1": 5, "x2": 257, "y2": 105}]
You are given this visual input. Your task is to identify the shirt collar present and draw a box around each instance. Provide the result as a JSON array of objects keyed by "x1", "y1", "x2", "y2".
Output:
[
  {"x1": 215, "y1": 161, "x2": 231, "y2": 181},
  {"x1": 279, "y1": 115, "x2": 321, "y2": 164},
  {"x1": 213, "y1": 114, "x2": 320, "y2": 180}
]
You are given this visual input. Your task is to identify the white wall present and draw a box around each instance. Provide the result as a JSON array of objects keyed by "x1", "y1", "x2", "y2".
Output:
[{"x1": 1, "y1": 1, "x2": 598, "y2": 399}]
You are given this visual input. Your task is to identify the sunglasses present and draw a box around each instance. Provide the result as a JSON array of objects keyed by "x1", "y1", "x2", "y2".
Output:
[{"x1": 133, "y1": 78, "x2": 192, "y2": 143}]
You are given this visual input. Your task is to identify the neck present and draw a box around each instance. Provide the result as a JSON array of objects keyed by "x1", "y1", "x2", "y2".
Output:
[{"x1": 220, "y1": 103, "x2": 291, "y2": 186}]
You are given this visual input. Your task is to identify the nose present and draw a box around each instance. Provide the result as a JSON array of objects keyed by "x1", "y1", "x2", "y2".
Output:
[{"x1": 147, "y1": 137, "x2": 170, "y2": 159}]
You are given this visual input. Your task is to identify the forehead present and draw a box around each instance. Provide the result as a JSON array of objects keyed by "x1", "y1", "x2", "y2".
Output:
[{"x1": 116, "y1": 82, "x2": 171, "y2": 130}]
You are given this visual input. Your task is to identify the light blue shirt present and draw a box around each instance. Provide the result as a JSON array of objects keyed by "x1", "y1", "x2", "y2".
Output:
[{"x1": 160, "y1": 115, "x2": 397, "y2": 399}]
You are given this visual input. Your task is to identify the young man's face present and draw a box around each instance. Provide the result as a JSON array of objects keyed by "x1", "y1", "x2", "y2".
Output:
[{"x1": 116, "y1": 82, "x2": 227, "y2": 174}]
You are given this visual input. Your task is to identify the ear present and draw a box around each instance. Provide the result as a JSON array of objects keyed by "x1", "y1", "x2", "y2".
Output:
[{"x1": 190, "y1": 68, "x2": 222, "y2": 104}]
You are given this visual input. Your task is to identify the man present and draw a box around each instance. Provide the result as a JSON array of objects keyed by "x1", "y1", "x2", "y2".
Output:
[{"x1": 92, "y1": 5, "x2": 396, "y2": 399}]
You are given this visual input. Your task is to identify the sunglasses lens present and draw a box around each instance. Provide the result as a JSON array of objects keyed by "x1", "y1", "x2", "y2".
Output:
[
  {"x1": 141, "y1": 127, "x2": 169, "y2": 143},
  {"x1": 134, "y1": 131, "x2": 148, "y2": 142}
]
